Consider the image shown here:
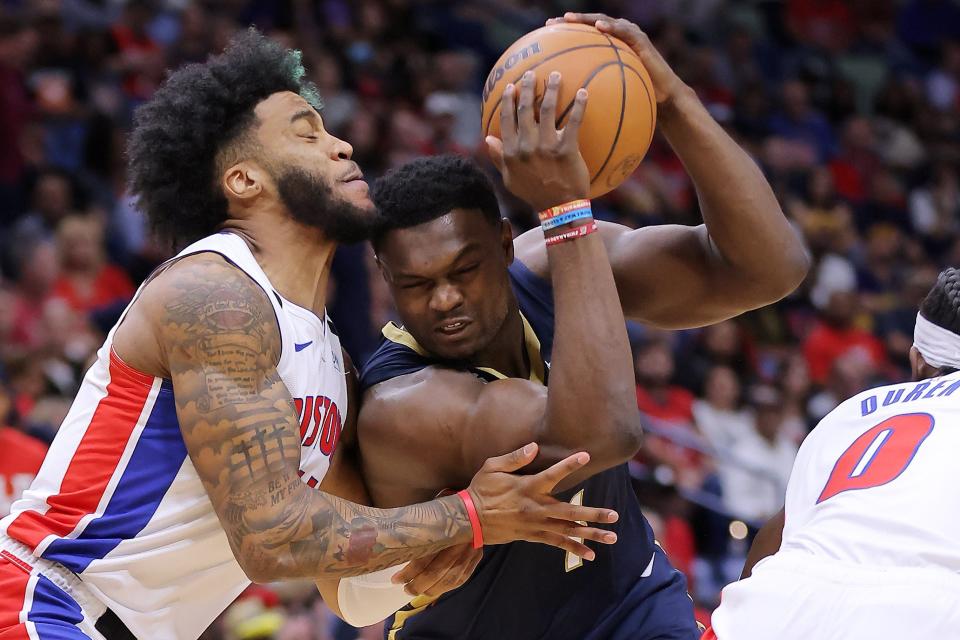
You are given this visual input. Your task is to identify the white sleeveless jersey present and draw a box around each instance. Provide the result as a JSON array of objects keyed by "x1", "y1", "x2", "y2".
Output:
[
  {"x1": 780, "y1": 370, "x2": 960, "y2": 573},
  {"x1": 0, "y1": 232, "x2": 348, "y2": 639}
]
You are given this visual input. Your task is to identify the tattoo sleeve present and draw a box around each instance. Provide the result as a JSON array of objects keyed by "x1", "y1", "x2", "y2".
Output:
[{"x1": 159, "y1": 256, "x2": 471, "y2": 580}]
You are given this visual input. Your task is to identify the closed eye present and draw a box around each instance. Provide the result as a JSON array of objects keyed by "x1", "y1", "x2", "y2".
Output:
[{"x1": 456, "y1": 263, "x2": 479, "y2": 276}]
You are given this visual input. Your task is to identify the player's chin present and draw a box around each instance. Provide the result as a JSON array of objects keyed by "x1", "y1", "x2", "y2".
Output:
[{"x1": 425, "y1": 332, "x2": 481, "y2": 361}]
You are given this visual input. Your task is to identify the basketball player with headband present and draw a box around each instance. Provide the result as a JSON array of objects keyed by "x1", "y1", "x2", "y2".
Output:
[{"x1": 706, "y1": 267, "x2": 960, "y2": 640}]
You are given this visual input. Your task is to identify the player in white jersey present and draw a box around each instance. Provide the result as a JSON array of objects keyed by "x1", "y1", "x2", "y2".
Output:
[
  {"x1": 0, "y1": 30, "x2": 621, "y2": 640},
  {"x1": 705, "y1": 267, "x2": 960, "y2": 640}
]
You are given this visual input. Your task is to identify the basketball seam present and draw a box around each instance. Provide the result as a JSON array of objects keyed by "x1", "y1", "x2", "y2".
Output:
[
  {"x1": 589, "y1": 34, "x2": 627, "y2": 185},
  {"x1": 554, "y1": 60, "x2": 622, "y2": 128},
  {"x1": 482, "y1": 43, "x2": 632, "y2": 137},
  {"x1": 621, "y1": 64, "x2": 656, "y2": 149}
]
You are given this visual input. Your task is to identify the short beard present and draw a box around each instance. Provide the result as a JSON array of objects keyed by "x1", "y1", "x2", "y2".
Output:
[{"x1": 276, "y1": 167, "x2": 378, "y2": 244}]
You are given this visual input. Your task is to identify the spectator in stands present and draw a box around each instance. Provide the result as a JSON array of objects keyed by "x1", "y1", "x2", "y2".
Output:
[
  {"x1": 875, "y1": 266, "x2": 936, "y2": 377},
  {"x1": 734, "y1": 385, "x2": 797, "y2": 520},
  {"x1": 52, "y1": 214, "x2": 134, "y2": 315},
  {"x1": 677, "y1": 320, "x2": 754, "y2": 393},
  {"x1": 768, "y1": 79, "x2": 836, "y2": 162},
  {"x1": 108, "y1": 0, "x2": 164, "y2": 102},
  {"x1": 808, "y1": 350, "x2": 873, "y2": 420},
  {"x1": 788, "y1": 166, "x2": 857, "y2": 257},
  {"x1": 909, "y1": 160, "x2": 960, "y2": 253},
  {"x1": 776, "y1": 353, "x2": 815, "y2": 443},
  {"x1": 8, "y1": 168, "x2": 77, "y2": 255},
  {"x1": 634, "y1": 338, "x2": 705, "y2": 490},
  {"x1": 804, "y1": 255, "x2": 887, "y2": 385},
  {"x1": 694, "y1": 365, "x2": 752, "y2": 448},
  {"x1": 0, "y1": 380, "x2": 47, "y2": 517},
  {"x1": 7, "y1": 240, "x2": 60, "y2": 355}
]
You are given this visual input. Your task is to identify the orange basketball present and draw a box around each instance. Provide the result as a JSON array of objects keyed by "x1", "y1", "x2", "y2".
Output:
[{"x1": 481, "y1": 23, "x2": 656, "y2": 199}]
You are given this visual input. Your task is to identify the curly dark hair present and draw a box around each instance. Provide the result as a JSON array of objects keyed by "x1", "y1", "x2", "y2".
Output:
[
  {"x1": 127, "y1": 28, "x2": 322, "y2": 248},
  {"x1": 370, "y1": 155, "x2": 502, "y2": 250}
]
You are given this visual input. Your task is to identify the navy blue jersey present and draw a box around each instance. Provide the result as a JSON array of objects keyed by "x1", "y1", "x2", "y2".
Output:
[{"x1": 360, "y1": 259, "x2": 701, "y2": 640}]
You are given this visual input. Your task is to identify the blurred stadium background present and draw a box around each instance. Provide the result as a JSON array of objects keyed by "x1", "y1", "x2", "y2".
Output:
[{"x1": 0, "y1": 0, "x2": 959, "y2": 638}]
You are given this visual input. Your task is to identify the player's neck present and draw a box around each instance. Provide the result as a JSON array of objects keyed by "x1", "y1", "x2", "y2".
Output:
[
  {"x1": 221, "y1": 215, "x2": 336, "y2": 316},
  {"x1": 469, "y1": 298, "x2": 528, "y2": 379}
]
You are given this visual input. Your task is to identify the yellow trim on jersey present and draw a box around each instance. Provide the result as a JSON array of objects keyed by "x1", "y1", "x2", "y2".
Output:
[
  {"x1": 381, "y1": 313, "x2": 547, "y2": 385},
  {"x1": 382, "y1": 321, "x2": 429, "y2": 356},
  {"x1": 386, "y1": 594, "x2": 439, "y2": 640}
]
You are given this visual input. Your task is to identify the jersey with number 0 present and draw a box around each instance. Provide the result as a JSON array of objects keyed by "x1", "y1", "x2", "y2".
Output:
[
  {"x1": 780, "y1": 371, "x2": 960, "y2": 573},
  {"x1": 0, "y1": 232, "x2": 348, "y2": 640}
]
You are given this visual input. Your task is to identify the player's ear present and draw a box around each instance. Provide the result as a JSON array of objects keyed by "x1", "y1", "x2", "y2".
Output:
[
  {"x1": 499, "y1": 218, "x2": 514, "y2": 264},
  {"x1": 373, "y1": 252, "x2": 390, "y2": 282},
  {"x1": 223, "y1": 160, "x2": 265, "y2": 205},
  {"x1": 910, "y1": 346, "x2": 939, "y2": 381}
]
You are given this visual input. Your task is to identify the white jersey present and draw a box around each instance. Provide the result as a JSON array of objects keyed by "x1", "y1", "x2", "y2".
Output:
[
  {"x1": 780, "y1": 371, "x2": 960, "y2": 573},
  {"x1": 710, "y1": 372, "x2": 960, "y2": 640},
  {"x1": 0, "y1": 232, "x2": 348, "y2": 639}
]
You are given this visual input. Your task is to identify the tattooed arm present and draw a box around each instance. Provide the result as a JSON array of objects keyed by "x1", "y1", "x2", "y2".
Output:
[{"x1": 121, "y1": 253, "x2": 617, "y2": 582}]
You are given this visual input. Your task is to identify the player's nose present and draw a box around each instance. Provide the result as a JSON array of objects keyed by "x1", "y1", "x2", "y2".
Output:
[
  {"x1": 429, "y1": 283, "x2": 464, "y2": 314},
  {"x1": 330, "y1": 134, "x2": 354, "y2": 161}
]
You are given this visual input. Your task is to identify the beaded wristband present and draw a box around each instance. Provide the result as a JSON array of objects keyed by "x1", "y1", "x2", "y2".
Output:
[
  {"x1": 456, "y1": 489, "x2": 484, "y2": 549},
  {"x1": 544, "y1": 220, "x2": 599, "y2": 247},
  {"x1": 538, "y1": 199, "x2": 591, "y2": 223},
  {"x1": 541, "y1": 208, "x2": 594, "y2": 231}
]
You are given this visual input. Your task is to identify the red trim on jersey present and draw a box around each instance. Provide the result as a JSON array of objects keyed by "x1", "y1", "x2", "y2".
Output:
[
  {"x1": 700, "y1": 626, "x2": 718, "y2": 640},
  {"x1": 6, "y1": 352, "x2": 154, "y2": 551},
  {"x1": 0, "y1": 558, "x2": 32, "y2": 637},
  {"x1": 0, "y1": 553, "x2": 30, "y2": 576}
]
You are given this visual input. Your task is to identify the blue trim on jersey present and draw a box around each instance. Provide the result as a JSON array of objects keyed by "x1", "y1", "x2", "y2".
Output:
[
  {"x1": 28, "y1": 574, "x2": 86, "y2": 635},
  {"x1": 42, "y1": 388, "x2": 187, "y2": 574}
]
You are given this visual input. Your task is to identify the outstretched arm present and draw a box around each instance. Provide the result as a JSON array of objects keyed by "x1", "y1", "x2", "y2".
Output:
[
  {"x1": 515, "y1": 13, "x2": 810, "y2": 329},
  {"x1": 135, "y1": 254, "x2": 618, "y2": 582}
]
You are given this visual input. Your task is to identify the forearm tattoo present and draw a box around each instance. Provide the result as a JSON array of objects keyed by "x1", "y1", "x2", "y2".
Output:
[{"x1": 162, "y1": 257, "x2": 470, "y2": 579}]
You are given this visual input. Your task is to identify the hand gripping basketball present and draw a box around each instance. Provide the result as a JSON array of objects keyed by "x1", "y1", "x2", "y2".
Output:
[
  {"x1": 548, "y1": 12, "x2": 685, "y2": 106},
  {"x1": 464, "y1": 443, "x2": 619, "y2": 560},
  {"x1": 486, "y1": 70, "x2": 591, "y2": 212}
]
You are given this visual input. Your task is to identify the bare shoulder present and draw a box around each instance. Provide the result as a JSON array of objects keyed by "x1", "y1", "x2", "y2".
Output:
[
  {"x1": 359, "y1": 366, "x2": 485, "y2": 442},
  {"x1": 359, "y1": 366, "x2": 547, "y2": 448},
  {"x1": 114, "y1": 253, "x2": 280, "y2": 377}
]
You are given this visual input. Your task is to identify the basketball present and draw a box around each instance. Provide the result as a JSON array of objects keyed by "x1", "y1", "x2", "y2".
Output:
[{"x1": 481, "y1": 23, "x2": 657, "y2": 199}]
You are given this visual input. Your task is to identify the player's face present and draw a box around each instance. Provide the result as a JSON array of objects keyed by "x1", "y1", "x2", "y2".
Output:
[
  {"x1": 252, "y1": 91, "x2": 377, "y2": 242},
  {"x1": 377, "y1": 209, "x2": 515, "y2": 361}
]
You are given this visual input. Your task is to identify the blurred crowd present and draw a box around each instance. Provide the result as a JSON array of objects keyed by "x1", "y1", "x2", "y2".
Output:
[{"x1": 1, "y1": 0, "x2": 958, "y2": 636}]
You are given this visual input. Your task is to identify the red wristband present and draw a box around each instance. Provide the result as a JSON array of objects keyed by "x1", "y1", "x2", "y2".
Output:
[
  {"x1": 544, "y1": 220, "x2": 598, "y2": 246},
  {"x1": 456, "y1": 489, "x2": 484, "y2": 549}
]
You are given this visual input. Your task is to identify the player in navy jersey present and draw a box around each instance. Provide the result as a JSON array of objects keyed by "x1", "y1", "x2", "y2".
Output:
[
  {"x1": 326, "y1": 12, "x2": 811, "y2": 640},
  {"x1": 0, "y1": 28, "x2": 624, "y2": 640}
]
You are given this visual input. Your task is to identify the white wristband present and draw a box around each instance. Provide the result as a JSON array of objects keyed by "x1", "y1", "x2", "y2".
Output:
[{"x1": 336, "y1": 563, "x2": 414, "y2": 627}]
